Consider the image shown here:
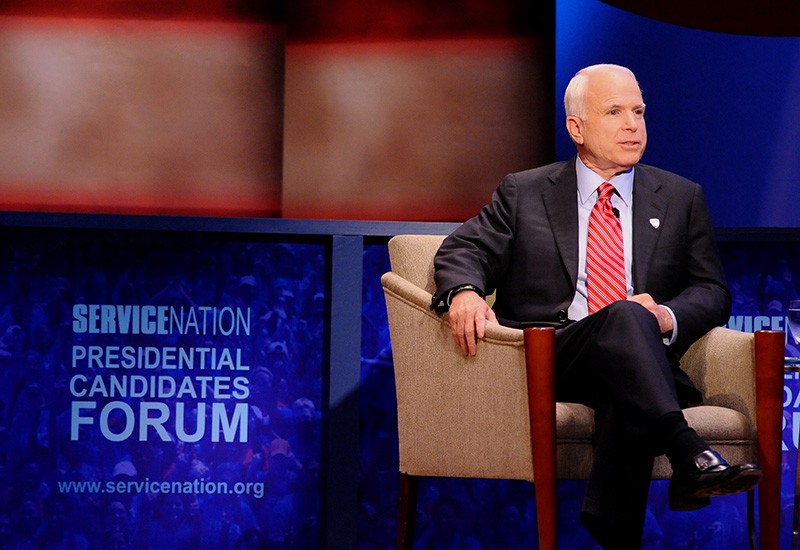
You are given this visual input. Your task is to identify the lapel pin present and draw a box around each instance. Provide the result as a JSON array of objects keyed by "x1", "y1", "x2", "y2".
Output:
[{"x1": 650, "y1": 218, "x2": 660, "y2": 229}]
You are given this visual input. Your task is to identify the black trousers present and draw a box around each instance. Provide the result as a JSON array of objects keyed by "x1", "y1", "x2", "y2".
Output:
[{"x1": 553, "y1": 300, "x2": 696, "y2": 549}]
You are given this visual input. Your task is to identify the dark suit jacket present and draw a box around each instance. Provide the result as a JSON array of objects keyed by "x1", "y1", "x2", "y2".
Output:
[{"x1": 432, "y1": 157, "x2": 731, "y2": 359}]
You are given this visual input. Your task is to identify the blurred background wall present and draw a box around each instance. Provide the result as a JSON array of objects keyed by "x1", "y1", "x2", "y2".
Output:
[
  {"x1": 282, "y1": 0, "x2": 553, "y2": 221},
  {"x1": 0, "y1": 1, "x2": 285, "y2": 216}
]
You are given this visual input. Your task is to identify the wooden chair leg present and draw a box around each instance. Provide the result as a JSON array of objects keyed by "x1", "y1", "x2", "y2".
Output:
[
  {"x1": 754, "y1": 329, "x2": 785, "y2": 550},
  {"x1": 397, "y1": 472, "x2": 419, "y2": 550},
  {"x1": 524, "y1": 327, "x2": 558, "y2": 550}
]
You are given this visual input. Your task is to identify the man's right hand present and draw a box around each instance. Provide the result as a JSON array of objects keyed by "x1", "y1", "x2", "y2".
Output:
[{"x1": 445, "y1": 290, "x2": 498, "y2": 356}]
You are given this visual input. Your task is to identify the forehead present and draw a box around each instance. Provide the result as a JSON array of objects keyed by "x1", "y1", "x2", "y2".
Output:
[{"x1": 585, "y1": 70, "x2": 644, "y2": 108}]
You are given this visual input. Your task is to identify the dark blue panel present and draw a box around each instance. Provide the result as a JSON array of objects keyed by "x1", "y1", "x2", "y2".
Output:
[{"x1": 325, "y1": 235, "x2": 364, "y2": 549}]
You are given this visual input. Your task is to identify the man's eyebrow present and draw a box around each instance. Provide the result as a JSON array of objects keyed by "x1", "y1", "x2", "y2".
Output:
[{"x1": 606, "y1": 102, "x2": 646, "y2": 111}]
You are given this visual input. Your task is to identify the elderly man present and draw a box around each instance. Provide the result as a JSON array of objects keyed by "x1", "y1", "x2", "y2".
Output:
[{"x1": 431, "y1": 64, "x2": 760, "y2": 548}]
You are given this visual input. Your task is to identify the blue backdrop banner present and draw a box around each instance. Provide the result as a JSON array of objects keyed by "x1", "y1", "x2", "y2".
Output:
[{"x1": 0, "y1": 228, "x2": 325, "y2": 549}]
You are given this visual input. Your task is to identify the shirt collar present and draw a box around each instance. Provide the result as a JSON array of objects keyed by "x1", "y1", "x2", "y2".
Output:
[{"x1": 575, "y1": 156, "x2": 634, "y2": 207}]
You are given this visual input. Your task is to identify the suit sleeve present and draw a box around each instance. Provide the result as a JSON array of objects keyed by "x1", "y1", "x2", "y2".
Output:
[
  {"x1": 430, "y1": 173, "x2": 519, "y2": 311},
  {"x1": 662, "y1": 184, "x2": 731, "y2": 355}
]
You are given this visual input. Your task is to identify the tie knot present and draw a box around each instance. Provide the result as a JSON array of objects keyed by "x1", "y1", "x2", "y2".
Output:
[{"x1": 598, "y1": 182, "x2": 615, "y2": 202}]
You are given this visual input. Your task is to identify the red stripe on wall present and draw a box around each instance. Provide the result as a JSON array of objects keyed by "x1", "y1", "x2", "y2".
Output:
[{"x1": 0, "y1": 0, "x2": 283, "y2": 23}]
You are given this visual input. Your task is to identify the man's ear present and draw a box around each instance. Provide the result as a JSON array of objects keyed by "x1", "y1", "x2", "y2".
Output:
[{"x1": 566, "y1": 115, "x2": 584, "y2": 145}]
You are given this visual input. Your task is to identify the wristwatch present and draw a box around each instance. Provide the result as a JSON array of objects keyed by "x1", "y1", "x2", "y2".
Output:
[{"x1": 446, "y1": 284, "x2": 483, "y2": 307}]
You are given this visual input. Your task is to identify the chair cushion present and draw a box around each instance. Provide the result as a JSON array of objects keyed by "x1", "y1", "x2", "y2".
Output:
[
  {"x1": 556, "y1": 403, "x2": 754, "y2": 443},
  {"x1": 683, "y1": 405, "x2": 755, "y2": 443},
  {"x1": 555, "y1": 403, "x2": 756, "y2": 479},
  {"x1": 556, "y1": 402, "x2": 595, "y2": 440}
]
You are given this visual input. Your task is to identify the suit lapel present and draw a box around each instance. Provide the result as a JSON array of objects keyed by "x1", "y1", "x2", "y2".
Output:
[
  {"x1": 631, "y1": 169, "x2": 667, "y2": 293},
  {"x1": 543, "y1": 161, "x2": 579, "y2": 287}
]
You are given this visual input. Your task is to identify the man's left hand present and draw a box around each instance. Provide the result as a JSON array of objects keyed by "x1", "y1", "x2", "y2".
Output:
[{"x1": 628, "y1": 293, "x2": 674, "y2": 334}]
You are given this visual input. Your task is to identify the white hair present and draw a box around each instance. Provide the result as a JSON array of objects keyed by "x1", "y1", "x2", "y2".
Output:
[{"x1": 564, "y1": 64, "x2": 640, "y2": 119}]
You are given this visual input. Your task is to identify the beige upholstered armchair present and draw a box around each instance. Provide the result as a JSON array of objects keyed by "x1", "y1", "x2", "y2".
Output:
[{"x1": 381, "y1": 234, "x2": 785, "y2": 550}]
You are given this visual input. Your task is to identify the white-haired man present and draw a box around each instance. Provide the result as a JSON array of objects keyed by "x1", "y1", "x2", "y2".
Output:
[{"x1": 431, "y1": 64, "x2": 760, "y2": 548}]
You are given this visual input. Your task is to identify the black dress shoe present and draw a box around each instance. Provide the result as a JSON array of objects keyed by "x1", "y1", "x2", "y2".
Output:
[{"x1": 668, "y1": 450, "x2": 762, "y2": 511}]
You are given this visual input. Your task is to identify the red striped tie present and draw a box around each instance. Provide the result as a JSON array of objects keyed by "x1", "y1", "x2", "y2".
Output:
[{"x1": 587, "y1": 182, "x2": 626, "y2": 313}]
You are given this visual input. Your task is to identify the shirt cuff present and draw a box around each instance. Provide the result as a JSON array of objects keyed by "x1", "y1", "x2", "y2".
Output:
[
  {"x1": 432, "y1": 284, "x2": 484, "y2": 312},
  {"x1": 661, "y1": 305, "x2": 678, "y2": 345}
]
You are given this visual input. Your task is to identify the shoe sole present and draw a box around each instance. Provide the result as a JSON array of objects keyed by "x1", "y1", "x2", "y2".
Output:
[
  {"x1": 690, "y1": 467, "x2": 762, "y2": 498},
  {"x1": 668, "y1": 465, "x2": 762, "y2": 511}
]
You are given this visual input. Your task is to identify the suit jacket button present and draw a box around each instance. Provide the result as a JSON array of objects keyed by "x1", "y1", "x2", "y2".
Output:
[{"x1": 558, "y1": 310, "x2": 568, "y2": 322}]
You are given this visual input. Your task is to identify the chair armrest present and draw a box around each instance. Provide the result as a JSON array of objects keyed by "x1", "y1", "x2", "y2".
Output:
[
  {"x1": 382, "y1": 271, "x2": 532, "y2": 481},
  {"x1": 380, "y1": 271, "x2": 521, "y2": 344},
  {"x1": 679, "y1": 326, "x2": 757, "y2": 426}
]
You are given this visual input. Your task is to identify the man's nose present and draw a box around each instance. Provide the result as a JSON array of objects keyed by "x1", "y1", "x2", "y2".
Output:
[{"x1": 623, "y1": 111, "x2": 640, "y2": 130}]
